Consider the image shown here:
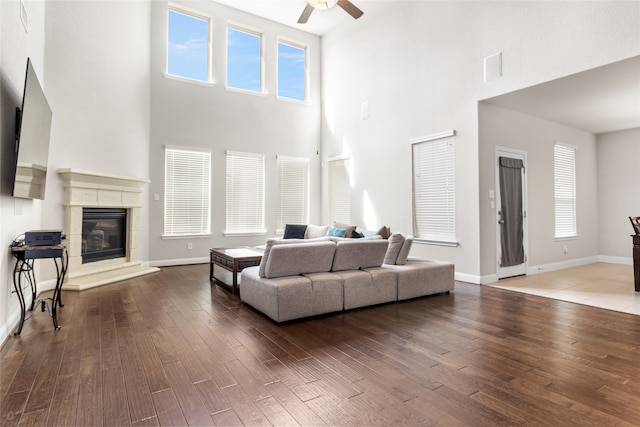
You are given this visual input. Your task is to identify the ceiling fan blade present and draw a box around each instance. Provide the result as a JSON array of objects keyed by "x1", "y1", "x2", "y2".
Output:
[
  {"x1": 337, "y1": 0, "x2": 364, "y2": 19},
  {"x1": 298, "y1": 3, "x2": 315, "y2": 24}
]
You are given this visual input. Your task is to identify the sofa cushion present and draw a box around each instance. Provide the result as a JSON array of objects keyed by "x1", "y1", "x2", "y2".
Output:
[
  {"x1": 327, "y1": 226, "x2": 346, "y2": 237},
  {"x1": 396, "y1": 237, "x2": 413, "y2": 265},
  {"x1": 334, "y1": 222, "x2": 357, "y2": 238},
  {"x1": 384, "y1": 233, "x2": 405, "y2": 264},
  {"x1": 283, "y1": 224, "x2": 307, "y2": 239},
  {"x1": 264, "y1": 241, "x2": 336, "y2": 279},
  {"x1": 331, "y1": 239, "x2": 389, "y2": 271},
  {"x1": 376, "y1": 226, "x2": 392, "y2": 239},
  {"x1": 259, "y1": 237, "x2": 329, "y2": 277},
  {"x1": 305, "y1": 224, "x2": 329, "y2": 239}
]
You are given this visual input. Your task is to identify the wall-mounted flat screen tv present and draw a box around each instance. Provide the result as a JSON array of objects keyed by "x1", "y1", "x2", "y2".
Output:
[{"x1": 13, "y1": 58, "x2": 52, "y2": 200}]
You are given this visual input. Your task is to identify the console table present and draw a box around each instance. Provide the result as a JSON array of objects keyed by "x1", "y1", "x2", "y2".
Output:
[
  {"x1": 210, "y1": 247, "x2": 263, "y2": 295},
  {"x1": 633, "y1": 234, "x2": 639, "y2": 292},
  {"x1": 11, "y1": 244, "x2": 68, "y2": 336}
]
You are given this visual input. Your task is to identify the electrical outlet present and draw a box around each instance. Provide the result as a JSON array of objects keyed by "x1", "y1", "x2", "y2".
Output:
[
  {"x1": 563, "y1": 245, "x2": 568, "y2": 254},
  {"x1": 187, "y1": 242, "x2": 193, "y2": 250}
]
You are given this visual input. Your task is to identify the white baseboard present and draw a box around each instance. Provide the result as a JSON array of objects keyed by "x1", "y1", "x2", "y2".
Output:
[
  {"x1": 455, "y1": 272, "x2": 482, "y2": 284},
  {"x1": 149, "y1": 257, "x2": 209, "y2": 267},
  {"x1": 528, "y1": 256, "x2": 599, "y2": 276},
  {"x1": 598, "y1": 255, "x2": 633, "y2": 265}
]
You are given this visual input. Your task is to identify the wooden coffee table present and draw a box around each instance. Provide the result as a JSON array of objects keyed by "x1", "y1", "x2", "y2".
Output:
[{"x1": 209, "y1": 247, "x2": 263, "y2": 295}]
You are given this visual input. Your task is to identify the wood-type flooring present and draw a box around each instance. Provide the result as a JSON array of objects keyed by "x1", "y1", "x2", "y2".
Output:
[{"x1": 1, "y1": 263, "x2": 639, "y2": 426}]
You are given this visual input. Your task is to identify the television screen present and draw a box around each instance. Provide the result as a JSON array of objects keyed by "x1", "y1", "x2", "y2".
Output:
[{"x1": 13, "y1": 58, "x2": 52, "y2": 200}]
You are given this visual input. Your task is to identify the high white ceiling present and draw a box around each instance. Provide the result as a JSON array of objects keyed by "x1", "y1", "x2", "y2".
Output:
[
  {"x1": 483, "y1": 56, "x2": 640, "y2": 135},
  {"x1": 212, "y1": 1, "x2": 640, "y2": 135},
  {"x1": 211, "y1": 0, "x2": 381, "y2": 36}
]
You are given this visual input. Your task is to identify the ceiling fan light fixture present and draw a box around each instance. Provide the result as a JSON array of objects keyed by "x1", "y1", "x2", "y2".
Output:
[{"x1": 307, "y1": 0, "x2": 338, "y2": 11}]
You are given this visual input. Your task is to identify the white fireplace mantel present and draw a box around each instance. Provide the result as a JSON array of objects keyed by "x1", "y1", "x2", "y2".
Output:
[{"x1": 58, "y1": 168, "x2": 159, "y2": 291}]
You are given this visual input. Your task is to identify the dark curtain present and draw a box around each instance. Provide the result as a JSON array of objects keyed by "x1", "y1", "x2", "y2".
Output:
[{"x1": 499, "y1": 157, "x2": 524, "y2": 267}]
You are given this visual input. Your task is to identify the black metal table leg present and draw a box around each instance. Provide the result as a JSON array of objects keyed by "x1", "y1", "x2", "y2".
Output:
[{"x1": 12, "y1": 260, "x2": 27, "y2": 336}]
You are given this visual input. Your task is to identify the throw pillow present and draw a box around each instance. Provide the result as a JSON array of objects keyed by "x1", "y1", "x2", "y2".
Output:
[
  {"x1": 395, "y1": 237, "x2": 413, "y2": 265},
  {"x1": 305, "y1": 224, "x2": 329, "y2": 239},
  {"x1": 334, "y1": 222, "x2": 357, "y2": 238},
  {"x1": 284, "y1": 224, "x2": 307, "y2": 239},
  {"x1": 351, "y1": 230, "x2": 364, "y2": 238},
  {"x1": 384, "y1": 233, "x2": 405, "y2": 264},
  {"x1": 376, "y1": 226, "x2": 392, "y2": 239},
  {"x1": 327, "y1": 226, "x2": 347, "y2": 237}
]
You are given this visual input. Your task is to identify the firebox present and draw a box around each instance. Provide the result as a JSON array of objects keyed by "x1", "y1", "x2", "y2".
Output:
[{"x1": 82, "y1": 208, "x2": 127, "y2": 263}]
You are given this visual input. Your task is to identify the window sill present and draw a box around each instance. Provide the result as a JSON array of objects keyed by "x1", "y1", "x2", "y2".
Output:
[
  {"x1": 162, "y1": 234, "x2": 212, "y2": 240},
  {"x1": 225, "y1": 86, "x2": 267, "y2": 97},
  {"x1": 414, "y1": 238, "x2": 460, "y2": 247},
  {"x1": 223, "y1": 230, "x2": 267, "y2": 237},
  {"x1": 276, "y1": 95, "x2": 310, "y2": 105},
  {"x1": 555, "y1": 235, "x2": 579, "y2": 241},
  {"x1": 163, "y1": 73, "x2": 215, "y2": 87}
]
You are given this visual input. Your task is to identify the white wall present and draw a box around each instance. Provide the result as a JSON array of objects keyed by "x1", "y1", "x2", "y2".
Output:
[
  {"x1": 43, "y1": 0, "x2": 152, "y2": 252},
  {"x1": 597, "y1": 128, "x2": 640, "y2": 261},
  {"x1": 478, "y1": 103, "x2": 599, "y2": 279},
  {"x1": 320, "y1": 1, "x2": 640, "y2": 282},
  {"x1": 148, "y1": 1, "x2": 321, "y2": 264},
  {"x1": 0, "y1": 0, "x2": 48, "y2": 341},
  {"x1": 0, "y1": 0, "x2": 151, "y2": 342}
]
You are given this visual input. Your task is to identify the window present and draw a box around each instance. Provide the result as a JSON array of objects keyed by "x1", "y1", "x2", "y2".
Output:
[
  {"x1": 225, "y1": 151, "x2": 265, "y2": 234},
  {"x1": 278, "y1": 41, "x2": 306, "y2": 101},
  {"x1": 227, "y1": 26, "x2": 262, "y2": 92},
  {"x1": 167, "y1": 9, "x2": 210, "y2": 82},
  {"x1": 411, "y1": 131, "x2": 456, "y2": 244},
  {"x1": 554, "y1": 142, "x2": 577, "y2": 239},
  {"x1": 328, "y1": 156, "x2": 351, "y2": 225},
  {"x1": 276, "y1": 156, "x2": 310, "y2": 232},
  {"x1": 164, "y1": 147, "x2": 211, "y2": 236}
]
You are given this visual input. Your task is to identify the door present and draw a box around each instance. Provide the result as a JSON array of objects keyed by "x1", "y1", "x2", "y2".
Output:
[{"x1": 495, "y1": 148, "x2": 527, "y2": 279}]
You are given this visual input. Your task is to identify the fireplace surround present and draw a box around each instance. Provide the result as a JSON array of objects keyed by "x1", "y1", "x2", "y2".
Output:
[{"x1": 59, "y1": 169, "x2": 159, "y2": 291}]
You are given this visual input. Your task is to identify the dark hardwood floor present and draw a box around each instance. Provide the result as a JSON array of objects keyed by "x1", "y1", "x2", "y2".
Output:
[{"x1": 1, "y1": 263, "x2": 639, "y2": 426}]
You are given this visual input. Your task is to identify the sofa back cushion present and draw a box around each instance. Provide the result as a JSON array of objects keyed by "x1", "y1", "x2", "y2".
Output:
[
  {"x1": 259, "y1": 237, "x2": 329, "y2": 277},
  {"x1": 264, "y1": 241, "x2": 336, "y2": 279},
  {"x1": 331, "y1": 239, "x2": 389, "y2": 271}
]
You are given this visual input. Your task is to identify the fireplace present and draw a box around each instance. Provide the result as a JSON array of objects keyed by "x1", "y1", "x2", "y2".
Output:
[
  {"x1": 82, "y1": 208, "x2": 127, "y2": 263},
  {"x1": 59, "y1": 169, "x2": 159, "y2": 291}
]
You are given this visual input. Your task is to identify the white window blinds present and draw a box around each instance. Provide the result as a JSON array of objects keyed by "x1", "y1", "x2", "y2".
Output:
[
  {"x1": 412, "y1": 132, "x2": 456, "y2": 243},
  {"x1": 276, "y1": 156, "x2": 310, "y2": 232},
  {"x1": 328, "y1": 157, "x2": 351, "y2": 225},
  {"x1": 554, "y1": 142, "x2": 577, "y2": 239},
  {"x1": 164, "y1": 147, "x2": 211, "y2": 236},
  {"x1": 225, "y1": 151, "x2": 265, "y2": 234}
]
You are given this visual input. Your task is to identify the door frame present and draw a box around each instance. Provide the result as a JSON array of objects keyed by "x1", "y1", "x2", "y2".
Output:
[{"x1": 495, "y1": 146, "x2": 528, "y2": 279}]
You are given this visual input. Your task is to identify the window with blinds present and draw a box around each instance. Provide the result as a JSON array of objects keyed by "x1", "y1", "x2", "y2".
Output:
[
  {"x1": 411, "y1": 131, "x2": 456, "y2": 244},
  {"x1": 328, "y1": 157, "x2": 351, "y2": 225},
  {"x1": 164, "y1": 147, "x2": 211, "y2": 236},
  {"x1": 554, "y1": 142, "x2": 577, "y2": 239},
  {"x1": 276, "y1": 156, "x2": 310, "y2": 233},
  {"x1": 225, "y1": 151, "x2": 265, "y2": 234}
]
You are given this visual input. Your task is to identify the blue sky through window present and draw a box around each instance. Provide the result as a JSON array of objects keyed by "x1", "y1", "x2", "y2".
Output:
[
  {"x1": 278, "y1": 42, "x2": 305, "y2": 101},
  {"x1": 167, "y1": 10, "x2": 209, "y2": 81},
  {"x1": 227, "y1": 27, "x2": 261, "y2": 92}
]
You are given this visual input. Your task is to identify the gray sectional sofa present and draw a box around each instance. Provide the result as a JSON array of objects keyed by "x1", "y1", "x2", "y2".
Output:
[{"x1": 240, "y1": 236, "x2": 454, "y2": 322}]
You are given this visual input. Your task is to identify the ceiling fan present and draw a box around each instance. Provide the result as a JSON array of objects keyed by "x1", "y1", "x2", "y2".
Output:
[{"x1": 297, "y1": 0, "x2": 364, "y2": 24}]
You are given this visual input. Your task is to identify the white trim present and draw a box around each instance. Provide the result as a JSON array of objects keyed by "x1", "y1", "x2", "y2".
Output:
[
  {"x1": 149, "y1": 258, "x2": 208, "y2": 267},
  {"x1": 163, "y1": 73, "x2": 215, "y2": 87},
  {"x1": 327, "y1": 153, "x2": 350, "y2": 162},
  {"x1": 161, "y1": 234, "x2": 213, "y2": 240},
  {"x1": 410, "y1": 130, "x2": 455, "y2": 145},
  {"x1": 414, "y1": 238, "x2": 460, "y2": 247},
  {"x1": 455, "y1": 272, "x2": 482, "y2": 284},
  {"x1": 528, "y1": 256, "x2": 599, "y2": 276},
  {"x1": 165, "y1": 145, "x2": 211, "y2": 153},
  {"x1": 598, "y1": 255, "x2": 633, "y2": 265}
]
